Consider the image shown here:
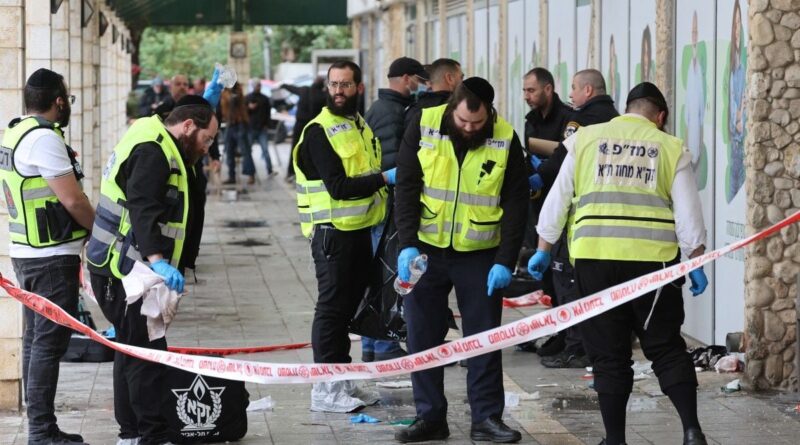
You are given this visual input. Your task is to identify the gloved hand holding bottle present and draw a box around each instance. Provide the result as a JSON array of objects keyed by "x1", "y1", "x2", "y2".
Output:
[
  {"x1": 396, "y1": 247, "x2": 427, "y2": 295},
  {"x1": 527, "y1": 249, "x2": 551, "y2": 281},
  {"x1": 486, "y1": 264, "x2": 512, "y2": 296},
  {"x1": 150, "y1": 259, "x2": 185, "y2": 293},
  {"x1": 202, "y1": 66, "x2": 224, "y2": 109},
  {"x1": 688, "y1": 267, "x2": 708, "y2": 296},
  {"x1": 383, "y1": 167, "x2": 397, "y2": 185}
]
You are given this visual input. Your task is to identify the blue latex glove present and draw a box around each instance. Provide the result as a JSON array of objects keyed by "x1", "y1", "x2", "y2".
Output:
[
  {"x1": 397, "y1": 247, "x2": 421, "y2": 282},
  {"x1": 527, "y1": 249, "x2": 551, "y2": 281},
  {"x1": 202, "y1": 67, "x2": 224, "y2": 108},
  {"x1": 150, "y1": 259, "x2": 185, "y2": 293},
  {"x1": 350, "y1": 413, "x2": 381, "y2": 424},
  {"x1": 383, "y1": 167, "x2": 397, "y2": 185},
  {"x1": 529, "y1": 174, "x2": 544, "y2": 191},
  {"x1": 530, "y1": 154, "x2": 542, "y2": 171},
  {"x1": 688, "y1": 267, "x2": 708, "y2": 296},
  {"x1": 487, "y1": 264, "x2": 512, "y2": 296}
]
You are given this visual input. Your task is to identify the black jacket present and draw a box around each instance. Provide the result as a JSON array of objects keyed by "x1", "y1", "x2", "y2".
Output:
[
  {"x1": 523, "y1": 93, "x2": 572, "y2": 146},
  {"x1": 395, "y1": 112, "x2": 529, "y2": 269},
  {"x1": 245, "y1": 92, "x2": 272, "y2": 130},
  {"x1": 365, "y1": 89, "x2": 414, "y2": 170},
  {"x1": 138, "y1": 87, "x2": 170, "y2": 118},
  {"x1": 403, "y1": 90, "x2": 452, "y2": 128}
]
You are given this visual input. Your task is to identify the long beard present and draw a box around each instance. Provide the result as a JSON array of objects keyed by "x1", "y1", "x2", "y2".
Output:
[
  {"x1": 179, "y1": 132, "x2": 201, "y2": 165},
  {"x1": 56, "y1": 105, "x2": 70, "y2": 128},
  {"x1": 446, "y1": 114, "x2": 492, "y2": 151},
  {"x1": 327, "y1": 93, "x2": 359, "y2": 117}
]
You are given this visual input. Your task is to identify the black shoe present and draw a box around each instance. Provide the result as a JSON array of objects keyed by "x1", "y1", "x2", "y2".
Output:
[
  {"x1": 597, "y1": 440, "x2": 627, "y2": 445},
  {"x1": 375, "y1": 348, "x2": 408, "y2": 361},
  {"x1": 395, "y1": 418, "x2": 450, "y2": 443},
  {"x1": 470, "y1": 416, "x2": 522, "y2": 443},
  {"x1": 515, "y1": 340, "x2": 538, "y2": 353},
  {"x1": 541, "y1": 351, "x2": 590, "y2": 369},
  {"x1": 362, "y1": 350, "x2": 374, "y2": 362},
  {"x1": 55, "y1": 430, "x2": 85, "y2": 443},
  {"x1": 30, "y1": 434, "x2": 89, "y2": 445},
  {"x1": 684, "y1": 428, "x2": 708, "y2": 445},
  {"x1": 223, "y1": 178, "x2": 236, "y2": 185},
  {"x1": 537, "y1": 332, "x2": 566, "y2": 357}
]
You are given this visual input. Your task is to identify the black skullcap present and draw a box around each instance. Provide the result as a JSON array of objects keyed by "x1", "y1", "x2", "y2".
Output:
[
  {"x1": 26, "y1": 68, "x2": 63, "y2": 89},
  {"x1": 387, "y1": 57, "x2": 429, "y2": 80},
  {"x1": 175, "y1": 95, "x2": 211, "y2": 108},
  {"x1": 626, "y1": 82, "x2": 668, "y2": 112},
  {"x1": 462, "y1": 77, "x2": 494, "y2": 103}
]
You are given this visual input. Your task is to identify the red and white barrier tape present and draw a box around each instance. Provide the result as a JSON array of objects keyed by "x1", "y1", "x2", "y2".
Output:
[{"x1": 3, "y1": 211, "x2": 798, "y2": 384}]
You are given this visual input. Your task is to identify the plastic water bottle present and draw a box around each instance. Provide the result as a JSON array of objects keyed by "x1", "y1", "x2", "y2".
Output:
[
  {"x1": 215, "y1": 63, "x2": 238, "y2": 88},
  {"x1": 394, "y1": 254, "x2": 428, "y2": 295}
]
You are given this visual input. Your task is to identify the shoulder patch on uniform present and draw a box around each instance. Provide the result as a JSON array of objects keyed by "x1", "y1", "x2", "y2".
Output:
[
  {"x1": 485, "y1": 138, "x2": 509, "y2": 150},
  {"x1": 326, "y1": 122, "x2": 353, "y2": 137},
  {"x1": 563, "y1": 121, "x2": 580, "y2": 139},
  {"x1": 419, "y1": 140, "x2": 435, "y2": 149}
]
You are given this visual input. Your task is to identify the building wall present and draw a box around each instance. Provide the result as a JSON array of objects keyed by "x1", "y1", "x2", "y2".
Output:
[
  {"x1": 0, "y1": 0, "x2": 132, "y2": 410},
  {"x1": 349, "y1": 0, "x2": 798, "y2": 390}
]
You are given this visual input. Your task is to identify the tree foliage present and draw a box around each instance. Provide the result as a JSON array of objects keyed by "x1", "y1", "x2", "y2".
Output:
[{"x1": 269, "y1": 25, "x2": 352, "y2": 64}]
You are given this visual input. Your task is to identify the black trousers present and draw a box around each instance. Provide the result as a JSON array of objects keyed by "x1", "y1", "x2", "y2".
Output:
[
  {"x1": 90, "y1": 273, "x2": 170, "y2": 445},
  {"x1": 310, "y1": 225, "x2": 372, "y2": 363},
  {"x1": 404, "y1": 246, "x2": 504, "y2": 423},
  {"x1": 574, "y1": 259, "x2": 697, "y2": 395},
  {"x1": 551, "y1": 257, "x2": 583, "y2": 355}
]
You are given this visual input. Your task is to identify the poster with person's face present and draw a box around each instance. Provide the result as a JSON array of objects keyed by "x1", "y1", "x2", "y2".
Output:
[
  {"x1": 713, "y1": 0, "x2": 748, "y2": 345},
  {"x1": 507, "y1": 0, "x2": 525, "y2": 135},
  {"x1": 576, "y1": 0, "x2": 592, "y2": 70},
  {"x1": 523, "y1": 0, "x2": 540, "y2": 70},
  {"x1": 547, "y1": 1, "x2": 575, "y2": 100},
  {"x1": 601, "y1": 0, "x2": 629, "y2": 112},
  {"x1": 489, "y1": 5, "x2": 501, "y2": 88},
  {"x1": 474, "y1": 5, "x2": 488, "y2": 78},
  {"x1": 675, "y1": 0, "x2": 716, "y2": 344},
  {"x1": 630, "y1": 0, "x2": 656, "y2": 84}
]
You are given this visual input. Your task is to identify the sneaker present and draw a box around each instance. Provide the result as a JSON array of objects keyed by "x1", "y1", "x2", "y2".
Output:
[
  {"x1": 343, "y1": 380, "x2": 380, "y2": 406},
  {"x1": 375, "y1": 348, "x2": 408, "y2": 361},
  {"x1": 541, "y1": 351, "x2": 590, "y2": 369},
  {"x1": 470, "y1": 415, "x2": 522, "y2": 443},
  {"x1": 116, "y1": 438, "x2": 140, "y2": 445},
  {"x1": 310, "y1": 381, "x2": 366, "y2": 413},
  {"x1": 537, "y1": 332, "x2": 566, "y2": 357},
  {"x1": 362, "y1": 350, "x2": 375, "y2": 362},
  {"x1": 395, "y1": 418, "x2": 450, "y2": 443}
]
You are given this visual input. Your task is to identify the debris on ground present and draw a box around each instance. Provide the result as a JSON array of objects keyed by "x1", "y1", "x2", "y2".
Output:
[
  {"x1": 246, "y1": 396, "x2": 275, "y2": 412},
  {"x1": 714, "y1": 354, "x2": 744, "y2": 373},
  {"x1": 688, "y1": 345, "x2": 728, "y2": 370},
  {"x1": 350, "y1": 414, "x2": 381, "y2": 424},
  {"x1": 721, "y1": 379, "x2": 741, "y2": 393},
  {"x1": 377, "y1": 380, "x2": 413, "y2": 389}
]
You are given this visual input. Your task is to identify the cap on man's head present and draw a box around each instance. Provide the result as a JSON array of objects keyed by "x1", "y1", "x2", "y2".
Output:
[
  {"x1": 153, "y1": 76, "x2": 164, "y2": 86},
  {"x1": 387, "y1": 57, "x2": 429, "y2": 80},
  {"x1": 26, "y1": 68, "x2": 63, "y2": 89},
  {"x1": 175, "y1": 95, "x2": 212, "y2": 108},
  {"x1": 462, "y1": 77, "x2": 494, "y2": 104},
  {"x1": 626, "y1": 82, "x2": 667, "y2": 112}
]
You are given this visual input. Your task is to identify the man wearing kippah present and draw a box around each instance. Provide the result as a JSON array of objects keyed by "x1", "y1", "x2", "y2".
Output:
[
  {"x1": 0, "y1": 68, "x2": 95, "y2": 445},
  {"x1": 394, "y1": 77, "x2": 528, "y2": 443},
  {"x1": 86, "y1": 74, "x2": 222, "y2": 444},
  {"x1": 530, "y1": 82, "x2": 709, "y2": 445}
]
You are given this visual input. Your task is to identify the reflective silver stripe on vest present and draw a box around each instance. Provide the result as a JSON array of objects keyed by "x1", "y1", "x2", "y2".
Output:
[
  {"x1": 459, "y1": 192, "x2": 499, "y2": 207},
  {"x1": 573, "y1": 225, "x2": 678, "y2": 243},
  {"x1": 169, "y1": 157, "x2": 180, "y2": 170},
  {"x1": 98, "y1": 194, "x2": 124, "y2": 217},
  {"x1": 423, "y1": 186, "x2": 456, "y2": 202},
  {"x1": 419, "y1": 221, "x2": 462, "y2": 234},
  {"x1": 9, "y1": 222, "x2": 26, "y2": 234},
  {"x1": 330, "y1": 203, "x2": 372, "y2": 218},
  {"x1": 91, "y1": 223, "x2": 119, "y2": 245},
  {"x1": 420, "y1": 126, "x2": 445, "y2": 140},
  {"x1": 296, "y1": 183, "x2": 327, "y2": 193},
  {"x1": 577, "y1": 191, "x2": 671, "y2": 209},
  {"x1": 355, "y1": 169, "x2": 381, "y2": 177},
  {"x1": 159, "y1": 223, "x2": 185, "y2": 240},
  {"x1": 299, "y1": 209, "x2": 333, "y2": 223},
  {"x1": 22, "y1": 186, "x2": 56, "y2": 200},
  {"x1": 466, "y1": 228, "x2": 498, "y2": 241}
]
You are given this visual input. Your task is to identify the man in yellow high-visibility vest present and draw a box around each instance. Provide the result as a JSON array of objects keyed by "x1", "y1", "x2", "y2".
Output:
[
  {"x1": 394, "y1": 77, "x2": 528, "y2": 443},
  {"x1": 530, "y1": 82, "x2": 709, "y2": 445}
]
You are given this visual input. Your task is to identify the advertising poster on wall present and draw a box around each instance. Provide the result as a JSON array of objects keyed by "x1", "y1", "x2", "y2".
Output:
[
  {"x1": 629, "y1": 0, "x2": 656, "y2": 84},
  {"x1": 507, "y1": 0, "x2": 525, "y2": 134},
  {"x1": 523, "y1": 0, "x2": 540, "y2": 70},
  {"x1": 447, "y1": 14, "x2": 466, "y2": 63},
  {"x1": 489, "y1": 5, "x2": 501, "y2": 88},
  {"x1": 600, "y1": 0, "x2": 629, "y2": 112},
  {"x1": 675, "y1": 0, "x2": 716, "y2": 344},
  {"x1": 576, "y1": 0, "x2": 592, "y2": 70},
  {"x1": 714, "y1": 0, "x2": 748, "y2": 344},
  {"x1": 474, "y1": 6, "x2": 488, "y2": 78},
  {"x1": 547, "y1": 1, "x2": 575, "y2": 99}
]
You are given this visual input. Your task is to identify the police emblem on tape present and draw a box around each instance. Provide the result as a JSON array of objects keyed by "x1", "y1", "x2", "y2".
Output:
[{"x1": 173, "y1": 375, "x2": 225, "y2": 432}]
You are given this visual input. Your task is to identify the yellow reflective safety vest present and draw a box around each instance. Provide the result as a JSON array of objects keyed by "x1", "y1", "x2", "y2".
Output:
[
  {"x1": 570, "y1": 115, "x2": 682, "y2": 262},
  {"x1": 86, "y1": 116, "x2": 190, "y2": 279},
  {"x1": 417, "y1": 105, "x2": 513, "y2": 251},
  {"x1": 0, "y1": 116, "x2": 88, "y2": 247},
  {"x1": 292, "y1": 107, "x2": 386, "y2": 238}
]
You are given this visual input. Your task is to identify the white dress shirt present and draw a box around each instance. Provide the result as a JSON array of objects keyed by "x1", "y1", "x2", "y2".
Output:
[{"x1": 536, "y1": 113, "x2": 707, "y2": 258}]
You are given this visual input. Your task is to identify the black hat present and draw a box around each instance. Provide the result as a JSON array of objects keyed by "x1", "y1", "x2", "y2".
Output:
[
  {"x1": 462, "y1": 77, "x2": 495, "y2": 103},
  {"x1": 26, "y1": 68, "x2": 63, "y2": 89},
  {"x1": 387, "y1": 57, "x2": 429, "y2": 80},
  {"x1": 175, "y1": 95, "x2": 212, "y2": 108},
  {"x1": 626, "y1": 82, "x2": 668, "y2": 112}
]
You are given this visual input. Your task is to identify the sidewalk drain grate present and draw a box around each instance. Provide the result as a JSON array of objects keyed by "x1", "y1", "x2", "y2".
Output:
[
  {"x1": 551, "y1": 396, "x2": 598, "y2": 411},
  {"x1": 223, "y1": 219, "x2": 268, "y2": 228},
  {"x1": 227, "y1": 238, "x2": 271, "y2": 246}
]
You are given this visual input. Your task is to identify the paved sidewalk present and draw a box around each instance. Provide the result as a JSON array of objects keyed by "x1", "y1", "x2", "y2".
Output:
[{"x1": 1, "y1": 142, "x2": 799, "y2": 444}]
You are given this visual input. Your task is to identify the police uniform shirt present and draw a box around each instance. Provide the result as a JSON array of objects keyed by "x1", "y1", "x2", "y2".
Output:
[
  {"x1": 536, "y1": 113, "x2": 706, "y2": 258},
  {"x1": 524, "y1": 92, "x2": 572, "y2": 147},
  {"x1": 8, "y1": 120, "x2": 83, "y2": 258}
]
